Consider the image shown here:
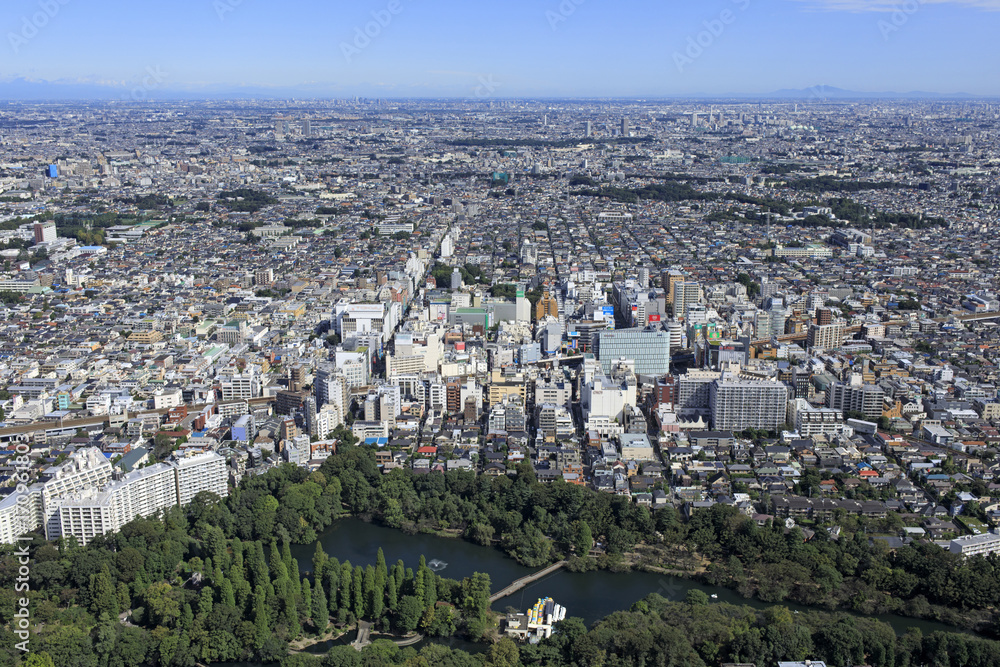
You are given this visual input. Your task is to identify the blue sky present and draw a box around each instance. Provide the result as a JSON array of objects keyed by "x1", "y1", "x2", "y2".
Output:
[{"x1": 1, "y1": 0, "x2": 999, "y2": 97}]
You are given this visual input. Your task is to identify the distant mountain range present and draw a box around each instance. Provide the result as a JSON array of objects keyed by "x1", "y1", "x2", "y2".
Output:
[{"x1": 0, "y1": 77, "x2": 990, "y2": 101}]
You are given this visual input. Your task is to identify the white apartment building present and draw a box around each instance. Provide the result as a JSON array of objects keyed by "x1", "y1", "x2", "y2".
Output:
[
  {"x1": 152, "y1": 388, "x2": 184, "y2": 410},
  {"x1": 312, "y1": 403, "x2": 343, "y2": 440},
  {"x1": 219, "y1": 367, "x2": 262, "y2": 401},
  {"x1": 56, "y1": 451, "x2": 229, "y2": 545},
  {"x1": 171, "y1": 451, "x2": 229, "y2": 507},
  {"x1": 788, "y1": 398, "x2": 849, "y2": 437},
  {"x1": 807, "y1": 321, "x2": 846, "y2": 351},
  {"x1": 0, "y1": 489, "x2": 41, "y2": 545},
  {"x1": 949, "y1": 531, "x2": 1000, "y2": 558},
  {"x1": 315, "y1": 364, "x2": 349, "y2": 414},
  {"x1": 58, "y1": 463, "x2": 175, "y2": 545},
  {"x1": 0, "y1": 448, "x2": 114, "y2": 544},
  {"x1": 41, "y1": 448, "x2": 114, "y2": 540}
]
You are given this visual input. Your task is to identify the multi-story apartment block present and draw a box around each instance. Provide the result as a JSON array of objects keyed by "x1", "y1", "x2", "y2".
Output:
[
  {"x1": 55, "y1": 451, "x2": 229, "y2": 546},
  {"x1": 807, "y1": 321, "x2": 846, "y2": 351},
  {"x1": 827, "y1": 381, "x2": 884, "y2": 420},
  {"x1": 171, "y1": 451, "x2": 229, "y2": 507},
  {"x1": 219, "y1": 367, "x2": 261, "y2": 401},
  {"x1": 709, "y1": 374, "x2": 787, "y2": 432},
  {"x1": 949, "y1": 531, "x2": 1000, "y2": 558},
  {"x1": 40, "y1": 448, "x2": 114, "y2": 539},
  {"x1": 676, "y1": 370, "x2": 722, "y2": 414}
]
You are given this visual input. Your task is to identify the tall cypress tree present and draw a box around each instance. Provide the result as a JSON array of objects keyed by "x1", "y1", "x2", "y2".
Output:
[
  {"x1": 394, "y1": 560, "x2": 405, "y2": 596},
  {"x1": 339, "y1": 560, "x2": 353, "y2": 611},
  {"x1": 252, "y1": 585, "x2": 268, "y2": 650},
  {"x1": 281, "y1": 539, "x2": 294, "y2": 575},
  {"x1": 325, "y1": 559, "x2": 341, "y2": 617},
  {"x1": 312, "y1": 575, "x2": 329, "y2": 632},
  {"x1": 373, "y1": 550, "x2": 387, "y2": 620},
  {"x1": 313, "y1": 543, "x2": 329, "y2": 581},
  {"x1": 252, "y1": 541, "x2": 268, "y2": 588},
  {"x1": 302, "y1": 579, "x2": 312, "y2": 622},
  {"x1": 290, "y1": 559, "x2": 302, "y2": 597},
  {"x1": 386, "y1": 568, "x2": 398, "y2": 611},
  {"x1": 221, "y1": 578, "x2": 236, "y2": 608},
  {"x1": 268, "y1": 539, "x2": 287, "y2": 583},
  {"x1": 352, "y1": 566, "x2": 365, "y2": 620},
  {"x1": 364, "y1": 564, "x2": 379, "y2": 621},
  {"x1": 89, "y1": 566, "x2": 118, "y2": 617},
  {"x1": 423, "y1": 570, "x2": 437, "y2": 608}
]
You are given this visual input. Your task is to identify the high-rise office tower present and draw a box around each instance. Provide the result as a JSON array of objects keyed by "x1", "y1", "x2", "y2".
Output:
[
  {"x1": 621, "y1": 118, "x2": 629, "y2": 135},
  {"x1": 585, "y1": 121, "x2": 592, "y2": 137},
  {"x1": 595, "y1": 329, "x2": 671, "y2": 376}
]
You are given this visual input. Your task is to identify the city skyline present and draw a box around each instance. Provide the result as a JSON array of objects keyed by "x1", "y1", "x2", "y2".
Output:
[{"x1": 2, "y1": 0, "x2": 1000, "y2": 99}]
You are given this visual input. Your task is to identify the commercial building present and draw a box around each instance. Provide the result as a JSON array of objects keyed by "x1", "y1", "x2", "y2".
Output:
[
  {"x1": 595, "y1": 328, "x2": 671, "y2": 376},
  {"x1": 581, "y1": 366, "x2": 638, "y2": 436},
  {"x1": 535, "y1": 291, "x2": 559, "y2": 320},
  {"x1": 333, "y1": 301, "x2": 401, "y2": 345}
]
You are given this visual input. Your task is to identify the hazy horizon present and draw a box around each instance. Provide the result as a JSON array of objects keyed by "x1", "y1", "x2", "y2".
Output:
[{"x1": 3, "y1": 0, "x2": 1000, "y2": 99}]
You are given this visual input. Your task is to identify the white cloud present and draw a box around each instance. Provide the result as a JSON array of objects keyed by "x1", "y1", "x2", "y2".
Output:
[{"x1": 790, "y1": 0, "x2": 1000, "y2": 11}]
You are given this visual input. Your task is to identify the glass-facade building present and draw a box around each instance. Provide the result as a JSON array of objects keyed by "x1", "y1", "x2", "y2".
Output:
[{"x1": 595, "y1": 329, "x2": 670, "y2": 376}]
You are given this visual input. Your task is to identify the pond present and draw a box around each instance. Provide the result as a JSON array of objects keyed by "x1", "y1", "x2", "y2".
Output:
[{"x1": 291, "y1": 517, "x2": 973, "y2": 636}]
